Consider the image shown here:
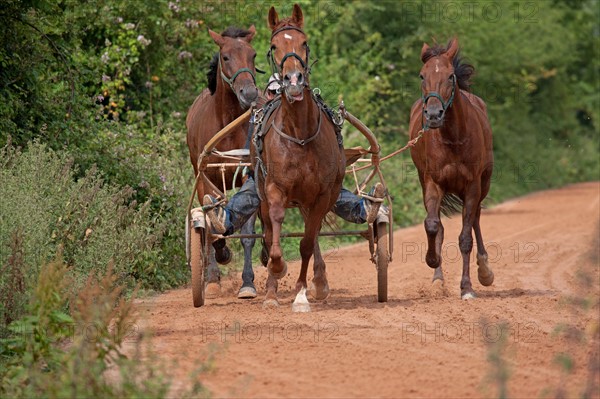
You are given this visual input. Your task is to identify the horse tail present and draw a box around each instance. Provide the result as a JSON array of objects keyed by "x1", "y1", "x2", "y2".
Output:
[
  {"x1": 324, "y1": 211, "x2": 339, "y2": 231},
  {"x1": 440, "y1": 193, "x2": 463, "y2": 217}
]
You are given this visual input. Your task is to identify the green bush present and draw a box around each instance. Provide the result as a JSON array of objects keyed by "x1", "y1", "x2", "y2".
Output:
[
  {"x1": 0, "y1": 255, "x2": 198, "y2": 398},
  {"x1": 0, "y1": 141, "x2": 188, "y2": 333}
]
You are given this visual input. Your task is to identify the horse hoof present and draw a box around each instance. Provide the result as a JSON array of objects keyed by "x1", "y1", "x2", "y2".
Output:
[
  {"x1": 237, "y1": 286, "x2": 257, "y2": 299},
  {"x1": 478, "y1": 269, "x2": 495, "y2": 286},
  {"x1": 292, "y1": 287, "x2": 311, "y2": 312},
  {"x1": 215, "y1": 246, "x2": 232, "y2": 265},
  {"x1": 262, "y1": 299, "x2": 280, "y2": 309},
  {"x1": 307, "y1": 282, "x2": 329, "y2": 300},
  {"x1": 461, "y1": 291, "x2": 476, "y2": 300},
  {"x1": 268, "y1": 261, "x2": 288, "y2": 280},
  {"x1": 476, "y1": 253, "x2": 494, "y2": 285},
  {"x1": 292, "y1": 302, "x2": 311, "y2": 313},
  {"x1": 205, "y1": 282, "x2": 221, "y2": 299},
  {"x1": 428, "y1": 279, "x2": 446, "y2": 297}
]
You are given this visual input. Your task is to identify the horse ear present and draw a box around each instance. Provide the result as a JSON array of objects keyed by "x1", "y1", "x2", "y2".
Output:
[
  {"x1": 209, "y1": 29, "x2": 225, "y2": 48},
  {"x1": 446, "y1": 37, "x2": 459, "y2": 60},
  {"x1": 292, "y1": 3, "x2": 304, "y2": 28},
  {"x1": 268, "y1": 7, "x2": 279, "y2": 30},
  {"x1": 245, "y1": 25, "x2": 256, "y2": 43},
  {"x1": 420, "y1": 43, "x2": 430, "y2": 63}
]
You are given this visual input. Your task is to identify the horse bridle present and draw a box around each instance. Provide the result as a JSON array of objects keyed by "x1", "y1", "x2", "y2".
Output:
[
  {"x1": 218, "y1": 55, "x2": 265, "y2": 92},
  {"x1": 267, "y1": 25, "x2": 311, "y2": 85},
  {"x1": 421, "y1": 73, "x2": 456, "y2": 129},
  {"x1": 422, "y1": 74, "x2": 456, "y2": 111}
]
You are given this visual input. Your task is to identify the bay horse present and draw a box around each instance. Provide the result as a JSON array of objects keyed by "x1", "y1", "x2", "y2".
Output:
[
  {"x1": 186, "y1": 25, "x2": 260, "y2": 299},
  {"x1": 409, "y1": 38, "x2": 495, "y2": 299},
  {"x1": 252, "y1": 4, "x2": 345, "y2": 308}
]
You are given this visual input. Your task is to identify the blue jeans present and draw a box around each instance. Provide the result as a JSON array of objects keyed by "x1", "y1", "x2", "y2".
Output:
[{"x1": 223, "y1": 176, "x2": 366, "y2": 235}]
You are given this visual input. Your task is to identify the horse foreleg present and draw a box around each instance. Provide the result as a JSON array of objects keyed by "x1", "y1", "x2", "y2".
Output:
[
  {"x1": 432, "y1": 222, "x2": 445, "y2": 284},
  {"x1": 266, "y1": 185, "x2": 287, "y2": 280},
  {"x1": 260, "y1": 201, "x2": 279, "y2": 308},
  {"x1": 473, "y1": 205, "x2": 494, "y2": 287},
  {"x1": 459, "y1": 184, "x2": 481, "y2": 299},
  {"x1": 423, "y1": 182, "x2": 444, "y2": 277},
  {"x1": 238, "y1": 212, "x2": 258, "y2": 299}
]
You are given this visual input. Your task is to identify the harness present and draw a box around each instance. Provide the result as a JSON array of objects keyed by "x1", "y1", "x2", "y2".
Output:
[{"x1": 251, "y1": 92, "x2": 344, "y2": 188}]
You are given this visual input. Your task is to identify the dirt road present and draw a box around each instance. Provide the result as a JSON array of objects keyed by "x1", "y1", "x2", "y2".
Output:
[{"x1": 135, "y1": 182, "x2": 599, "y2": 398}]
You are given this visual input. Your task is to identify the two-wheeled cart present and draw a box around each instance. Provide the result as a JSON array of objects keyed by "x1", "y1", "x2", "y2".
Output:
[{"x1": 185, "y1": 102, "x2": 394, "y2": 307}]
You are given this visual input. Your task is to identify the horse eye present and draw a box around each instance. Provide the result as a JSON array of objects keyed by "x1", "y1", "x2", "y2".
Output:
[
  {"x1": 252, "y1": 53, "x2": 256, "y2": 59},
  {"x1": 419, "y1": 74, "x2": 424, "y2": 80},
  {"x1": 223, "y1": 55, "x2": 230, "y2": 62},
  {"x1": 302, "y1": 41, "x2": 307, "y2": 48},
  {"x1": 271, "y1": 45, "x2": 276, "y2": 51}
]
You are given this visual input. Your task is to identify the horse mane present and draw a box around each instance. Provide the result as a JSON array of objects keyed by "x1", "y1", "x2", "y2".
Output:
[
  {"x1": 422, "y1": 40, "x2": 475, "y2": 91},
  {"x1": 206, "y1": 26, "x2": 254, "y2": 95}
]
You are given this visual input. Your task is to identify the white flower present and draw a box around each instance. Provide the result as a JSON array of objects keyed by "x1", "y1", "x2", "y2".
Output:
[
  {"x1": 137, "y1": 35, "x2": 151, "y2": 46},
  {"x1": 178, "y1": 51, "x2": 193, "y2": 60}
]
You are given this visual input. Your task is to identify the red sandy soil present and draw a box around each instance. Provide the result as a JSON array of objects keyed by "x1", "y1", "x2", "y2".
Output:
[{"x1": 132, "y1": 182, "x2": 600, "y2": 398}]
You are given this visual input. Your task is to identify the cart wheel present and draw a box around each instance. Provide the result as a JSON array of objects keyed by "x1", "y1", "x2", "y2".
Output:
[
  {"x1": 376, "y1": 221, "x2": 389, "y2": 303},
  {"x1": 190, "y1": 226, "x2": 205, "y2": 307}
]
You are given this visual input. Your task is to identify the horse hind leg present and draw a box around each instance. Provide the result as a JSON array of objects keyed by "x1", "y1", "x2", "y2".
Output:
[
  {"x1": 474, "y1": 206, "x2": 494, "y2": 286},
  {"x1": 238, "y1": 212, "x2": 258, "y2": 299}
]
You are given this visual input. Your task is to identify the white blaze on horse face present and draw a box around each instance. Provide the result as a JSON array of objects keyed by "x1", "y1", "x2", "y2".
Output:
[
  {"x1": 435, "y1": 60, "x2": 440, "y2": 73},
  {"x1": 284, "y1": 33, "x2": 292, "y2": 40}
]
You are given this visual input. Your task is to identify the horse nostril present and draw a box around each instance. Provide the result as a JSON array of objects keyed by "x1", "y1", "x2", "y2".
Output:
[
  {"x1": 297, "y1": 73, "x2": 304, "y2": 84},
  {"x1": 437, "y1": 109, "x2": 444, "y2": 117}
]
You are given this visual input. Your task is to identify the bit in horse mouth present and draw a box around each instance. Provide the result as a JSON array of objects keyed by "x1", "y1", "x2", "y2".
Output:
[{"x1": 284, "y1": 85, "x2": 304, "y2": 103}]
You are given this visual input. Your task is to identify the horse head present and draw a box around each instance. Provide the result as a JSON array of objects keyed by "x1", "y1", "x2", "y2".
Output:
[
  {"x1": 419, "y1": 38, "x2": 460, "y2": 129},
  {"x1": 208, "y1": 25, "x2": 259, "y2": 110},
  {"x1": 267, "y1": 4, "x2": 310, "y2": 103}
]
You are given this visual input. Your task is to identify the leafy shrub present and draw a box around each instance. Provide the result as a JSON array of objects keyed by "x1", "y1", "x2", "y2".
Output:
[
  {"x1": 0, "y1": 255, "x2": 189, "y2": 398},
  {"x1": 0, "y1": 141, "x2": 187, "y2": 333}
]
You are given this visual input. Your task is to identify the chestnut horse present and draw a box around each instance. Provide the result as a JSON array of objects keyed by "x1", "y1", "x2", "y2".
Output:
[
  {"x1": 186, "y1": 26, "x2": 260, "y2": 299},
  {"x1": 409, "y1": 38, "x2": 495, "y2": 299},
  {"x1": 252, "y1": 4, "x2": 345, "y2": 308}
]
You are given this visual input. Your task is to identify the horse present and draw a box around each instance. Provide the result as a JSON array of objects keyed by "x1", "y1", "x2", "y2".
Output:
[
  {"x1": 186, "y1": 25, "x2": 261, "y2": 299},
  {"x1": 408, "y1": 38, "x2": 495, "y2": 299},
  {"x1": 251, "y1": 4, "x2": 345, "y2": 309}
]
